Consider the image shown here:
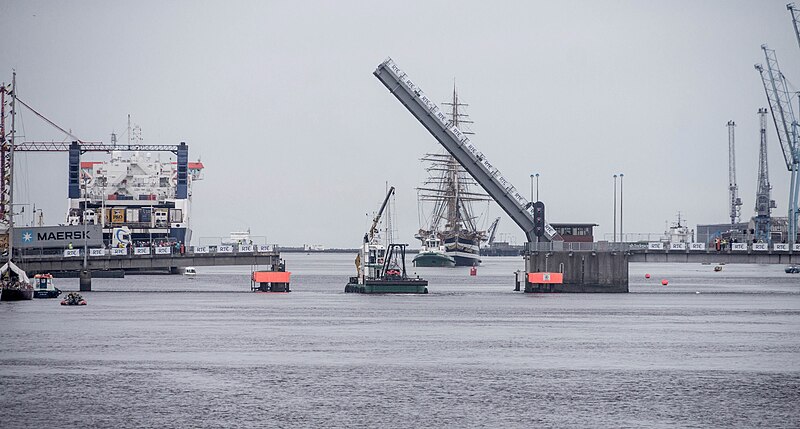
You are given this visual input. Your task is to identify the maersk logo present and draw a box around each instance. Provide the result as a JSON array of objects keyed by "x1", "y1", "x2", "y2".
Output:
[
  {"x1": 15, "y1": 226, "x2": 101, "y2": 248},
  {"x1": 37, "y1": 230, "x2": 91, "y2": 241}
]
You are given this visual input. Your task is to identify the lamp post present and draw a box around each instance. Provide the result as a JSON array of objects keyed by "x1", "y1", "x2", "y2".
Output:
[
  {"x1": 82, "y1": 177, "x2": 87, "y2": 267},
  {"x1": 530, "y1": 174, "x2": 534, "y2": 204},
  {"x1": 32, "y1": 205, "x2": 43, "y2": 227},
  {"x1": 80, "y1": 174, "x2": 91, "y2": 291},
  {"x1": 535, "y1": 173, "x2": 540, "y2": 201},
  {"x1": 619, "y1": 173, "x2": 624, "y2": 243},
  {"x1": 613, "y1": 174, "x2": 618, "y2": 243}
]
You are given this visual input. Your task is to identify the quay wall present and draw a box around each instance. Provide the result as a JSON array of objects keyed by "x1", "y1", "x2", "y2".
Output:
[{"x1": 525, "y1": 250, "x2": 629, "y2": 293}]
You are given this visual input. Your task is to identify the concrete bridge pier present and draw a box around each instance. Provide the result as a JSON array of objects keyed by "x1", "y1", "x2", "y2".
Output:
[
  {"x1": 79, "y1": 269, "x2": 92, "y2": 292},
  {"x1": 524, "y1": 250, "x2": 628, "y2": 293}
]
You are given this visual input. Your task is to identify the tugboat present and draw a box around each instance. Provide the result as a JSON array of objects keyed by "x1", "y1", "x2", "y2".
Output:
[
  {"x1": 33, "y1": 274, "x2": 62, "y2": 298},
  {"x1": 412, "y1": 235, "x2": 455, "y2": 267},
  {"x1": 345, "y1": 186, "x2": 428, "y2": 294},
  {"x1": 60, "y1": 292, "x2": 87, "y2": 306}
]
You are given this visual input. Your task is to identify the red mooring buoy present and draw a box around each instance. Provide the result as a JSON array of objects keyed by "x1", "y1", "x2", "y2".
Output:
[
  {"x1": 645, "y1": 273, "x2": 651, "y2": 279},
  {"x1": 661, "y1": 279, "x2": 669, "y2": 286},
  {"x1": 469, "y1": 266, "x2": 477, "y2": 276}
]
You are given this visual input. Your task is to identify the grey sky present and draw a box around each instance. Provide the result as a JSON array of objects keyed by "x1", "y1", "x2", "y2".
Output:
[{"x1": 0, "y1": 1, "x2": 794, "y2": 247}]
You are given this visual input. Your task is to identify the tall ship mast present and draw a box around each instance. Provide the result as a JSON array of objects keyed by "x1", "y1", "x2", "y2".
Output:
[
  {"x1": 0, "y1": 73, "x2": 33, "y2": 301},
  {"x1": 415, "y1": 87, "x2": 491, "y2": 267}
]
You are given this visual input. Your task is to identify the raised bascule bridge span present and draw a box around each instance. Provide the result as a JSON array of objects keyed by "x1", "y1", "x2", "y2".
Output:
[{"x1": 373, "y1": 58, "x2": 797, "y2": 293}]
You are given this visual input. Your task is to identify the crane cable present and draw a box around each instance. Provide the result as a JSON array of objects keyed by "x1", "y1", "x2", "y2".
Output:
[{"x1": 15, "y1": 97, "x2": 84, "y2": 143}]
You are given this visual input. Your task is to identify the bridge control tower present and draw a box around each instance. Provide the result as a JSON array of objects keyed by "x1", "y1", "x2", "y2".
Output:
[{"x1": 373, "y1": 58, "x2": 628, "y2": 292}]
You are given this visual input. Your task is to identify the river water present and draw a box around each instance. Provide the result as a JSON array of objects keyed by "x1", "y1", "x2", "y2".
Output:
[{"x1": 1, "y1": 254, "x2": 798, "y2": 428}]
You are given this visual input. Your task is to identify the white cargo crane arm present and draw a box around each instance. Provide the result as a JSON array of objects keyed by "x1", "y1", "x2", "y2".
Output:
[
  {"x1": 487, "y1": 216, "x2": 501, "y2": 246},
  {"x1": 373, "y1": 58, "x2": 560, "y2": 242},
  {"x1": 788, "y1": 3, "x2": 800, "y2": 52},
  {"x1": 756, "y1": 43, "x2": 800, "y2": 246},
  {"x1": 727, "y1": 121, "x2": 742, "y2": 225},
  {"x1": 756, "y1": 46, "x2": 799, "y2": 170},
  {"x1": 367, "y1": 186, "x2": 395, "y2": 243}
]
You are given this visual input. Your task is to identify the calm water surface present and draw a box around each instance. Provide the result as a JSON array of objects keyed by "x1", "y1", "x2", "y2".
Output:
[{"x1": 1, "y1": 254, "x2": 799, "y2": 428}]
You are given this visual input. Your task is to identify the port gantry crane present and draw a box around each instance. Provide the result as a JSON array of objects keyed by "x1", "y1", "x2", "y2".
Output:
[
  {"x1": 486, "y1": 216, "x2": 501, "y2": 247},
  {"x1": 756, "y1": 42, "x2": 800, "y2": 246},
  {"x1": 373, "y1": 58, "x2": 561, "y2": 244},
  {"x1": 754, "y1": 108, "x2": 777, "y2": 243},
  {"x1": 8, "y1": 94, "x2": 191, "y2": 200},
  {"x1": 727, "y1": 120, "x2": 743, "y2": 226}
]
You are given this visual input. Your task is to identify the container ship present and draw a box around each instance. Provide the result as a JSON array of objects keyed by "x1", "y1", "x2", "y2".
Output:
[{"x1": 66, "y1": 132, "x2": 203, "y2": 246}]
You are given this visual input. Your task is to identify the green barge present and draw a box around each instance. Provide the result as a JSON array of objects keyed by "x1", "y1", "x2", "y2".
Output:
[
  {"x1": 346, "y1": 243, "x2": 428, "y2": 294},
  {"x1": 345, "y1": 187, "x2": 429, "y2": 294}
]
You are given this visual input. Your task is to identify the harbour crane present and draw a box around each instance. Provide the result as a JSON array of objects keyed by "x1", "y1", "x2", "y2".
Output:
[
  {"x1": 727, "y1": 120, "x2": 743, "y2": 225},
  {"x1": 754, "y1": 108, "x2": 777, "y2": 243},
  {"x1": 9, "y1": 96, "x2": 190, "y2": 200},
  {"x1": 789, "y1": 3, "x2": 800, "y2": 49},
  {"x1": 485, "y1": 217, "x2": 501, "y2": 247},
  {"x1": 366, "y1": 186, "x2": 395, "y2": 243},
  {"x1": 755, "y1": 45, "x2": 800, "y2": 246}
]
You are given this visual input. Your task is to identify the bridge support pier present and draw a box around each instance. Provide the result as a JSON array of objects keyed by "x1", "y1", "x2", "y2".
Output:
[
  {"x1": 79, "y1": 269, "x2": 92, "y2": 292},
  {"x1": 524, "y1": 250, "x2": 628, "y2": 293}
]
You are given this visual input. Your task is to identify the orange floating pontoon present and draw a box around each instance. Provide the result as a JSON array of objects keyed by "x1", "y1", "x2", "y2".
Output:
[
  {"x1": 252, "y1": 271, "x2": 291, "y2": 283},
  {"x1": 251, "y1": 271, "x2": 291, "y2": 293}
]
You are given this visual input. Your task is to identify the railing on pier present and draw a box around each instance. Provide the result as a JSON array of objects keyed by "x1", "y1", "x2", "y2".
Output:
[
  {"x1": 526, "y1": 241, "x2": 800, "y2": 254},
  {"x1": 16, "y1": 244, "x2": 278, "y2": 261}
]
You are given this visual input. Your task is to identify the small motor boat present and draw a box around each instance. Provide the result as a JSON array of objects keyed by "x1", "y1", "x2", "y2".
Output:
[
  {"x1": 713, "y1": 265, "x2": 723, "y2": 272},
  {"x1": 183, "y1": 267, "x2": 197, "y2": 278},
  {"x1": 786, "y1": 265, "x2": 800, "y2": 274},
  {"x1": 60, "y1": 292, "x2": 87, "y2": 306},
  {"x1": 33, "y1": 274, "x2": 62, "y2": 298}
]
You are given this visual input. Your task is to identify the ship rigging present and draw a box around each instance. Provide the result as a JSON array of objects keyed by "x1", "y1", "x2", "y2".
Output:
[{"x1": 415, "y1": 87, "x2": 491, "y2": 267}]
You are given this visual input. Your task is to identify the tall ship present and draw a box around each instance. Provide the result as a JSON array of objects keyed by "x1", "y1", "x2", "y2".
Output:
[
  {"x1": 67, "y1": 124, "x2": 203, "y2": 246},
  {"x1": 414, "y1": 87, "x2": 490, "y2": 267}
]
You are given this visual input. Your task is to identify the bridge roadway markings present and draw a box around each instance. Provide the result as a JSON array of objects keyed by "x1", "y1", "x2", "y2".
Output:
[{"x1": 16, "y1": 251, "x2": 282, "y2": 273}]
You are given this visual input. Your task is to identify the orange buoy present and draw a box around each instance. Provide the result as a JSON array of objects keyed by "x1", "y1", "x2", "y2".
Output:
[
  {"x1": 661, "y1": 279, "x2": 669, "y2": 286},
  {"x1": 645, "y1": 273, "x2": 651, "y2": 279}
]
